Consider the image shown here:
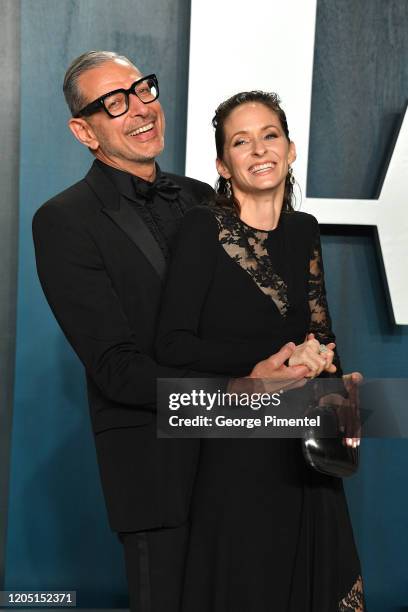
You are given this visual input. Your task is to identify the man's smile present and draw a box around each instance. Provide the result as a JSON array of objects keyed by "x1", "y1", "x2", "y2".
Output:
[{"x1": 128, "y1": 122, "x2": 155, "y2": 136}]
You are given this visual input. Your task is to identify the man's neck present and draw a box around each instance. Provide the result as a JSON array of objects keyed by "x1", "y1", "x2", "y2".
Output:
[{"x1": 94, "y1": 153, "x2": 156, "y2": 182}]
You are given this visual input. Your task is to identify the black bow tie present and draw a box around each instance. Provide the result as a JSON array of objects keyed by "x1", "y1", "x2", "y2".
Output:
[{"x1": 132, "y1": 173, "x2": 181, "y2": 202}]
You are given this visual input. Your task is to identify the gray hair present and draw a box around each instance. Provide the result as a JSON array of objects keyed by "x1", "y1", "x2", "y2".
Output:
[{"x1": 63, "y1": 50, "x2": 136, "y2": 116}]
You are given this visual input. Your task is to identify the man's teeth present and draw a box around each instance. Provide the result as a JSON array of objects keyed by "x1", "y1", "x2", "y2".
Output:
[
  {"x1": 129, "y1": 123, "x2": 154, "y2": 136},
  {"x1": 250, "y1": 162, "x2": 275, "y2": 174}
]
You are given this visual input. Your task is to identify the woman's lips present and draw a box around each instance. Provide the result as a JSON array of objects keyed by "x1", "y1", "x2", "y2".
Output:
[{"x1": 249, "y1": 161, "x2": 277, "y2": 174}]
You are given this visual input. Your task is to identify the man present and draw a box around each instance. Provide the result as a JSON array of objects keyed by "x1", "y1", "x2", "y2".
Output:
[{"x1": 32, "y1": 51, "x2": 310, "y2": 612}]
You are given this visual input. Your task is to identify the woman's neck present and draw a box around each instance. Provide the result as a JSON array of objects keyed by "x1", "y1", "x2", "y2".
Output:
[{"x1": 237, "y1": 188, "x2": 284, "y2": 231}]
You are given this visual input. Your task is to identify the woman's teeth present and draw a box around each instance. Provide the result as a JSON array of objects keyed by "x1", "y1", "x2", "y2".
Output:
[{"x1": 250, "y1": 162, "x2": 275, "y2": 174}]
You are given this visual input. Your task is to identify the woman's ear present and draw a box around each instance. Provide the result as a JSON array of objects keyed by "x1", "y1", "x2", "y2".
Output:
[
  {"x1": 288, "y1": 141, "x2": 297, "y2": 165},
  {"x1": 68, "y1": 117, "x2": 100, "y2": 151},
  {"x1": 216, "y1": 158, "x2": 231, "y2": 180}
]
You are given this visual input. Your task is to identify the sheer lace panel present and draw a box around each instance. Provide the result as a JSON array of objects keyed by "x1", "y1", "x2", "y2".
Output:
[
  {"x1": 339, "y1": 575, "x2": 364, "y2": 611},
  {"x1": 213, "y1": 207, "x2": 289, "y2": 317},
  {"x1": 308, "y1": 229, "x2": 333, "y2": 342},
  {"x1": 308, "y1": 228, "x2": 342, "y2": 373}
]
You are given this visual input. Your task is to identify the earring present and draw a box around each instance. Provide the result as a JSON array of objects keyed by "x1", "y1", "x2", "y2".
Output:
[
  {"x1": 225, "y1": 179, "x2": 232, "y2": 198},
  {"x1": 288, "y1": 167, "x2": 295, "y2": 185}
]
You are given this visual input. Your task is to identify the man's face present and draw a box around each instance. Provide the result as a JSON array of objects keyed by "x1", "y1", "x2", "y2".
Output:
[{"x1": 73, "y1": 59, "x2": 165, "y2": 174}]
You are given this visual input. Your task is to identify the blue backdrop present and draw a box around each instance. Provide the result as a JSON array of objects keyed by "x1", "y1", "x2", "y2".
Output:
[
  {"x1": 310, "y1": 2, "x2": 408, "y2": 610},
  {"x1": 4, "y1": 1, "x2": 408, "y2": 610}
]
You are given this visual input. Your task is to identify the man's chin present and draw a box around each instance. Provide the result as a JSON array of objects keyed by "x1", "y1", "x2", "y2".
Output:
[
  {"x1": 133, "y1": 142, "x2": 164, "y2": 164},
  {"x1": 136, "y1": 155, "x2": 157, "y2": 164}
]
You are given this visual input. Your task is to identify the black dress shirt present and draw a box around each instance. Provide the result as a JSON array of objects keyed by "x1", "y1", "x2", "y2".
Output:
[{"x1": 96, "y1": 160, "x2": 187, "y2": 260}]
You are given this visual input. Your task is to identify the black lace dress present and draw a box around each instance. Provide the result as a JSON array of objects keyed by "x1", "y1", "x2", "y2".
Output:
[{"x1": 156, "y1": 205, "x2": 364, "y2": 612}]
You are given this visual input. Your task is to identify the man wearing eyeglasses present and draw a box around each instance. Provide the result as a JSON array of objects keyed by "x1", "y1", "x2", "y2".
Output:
[{"x1": 32, "y1": 51, "x2": 309, "y2": 612}]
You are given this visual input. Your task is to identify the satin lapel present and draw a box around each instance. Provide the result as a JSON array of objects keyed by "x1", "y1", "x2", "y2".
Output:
[
  {"x1": 103, "y1": 196, "x2": 166, "y2": 281},
  {"x1": 85, "y1": 162, "x2": 166, "y2": 281}
]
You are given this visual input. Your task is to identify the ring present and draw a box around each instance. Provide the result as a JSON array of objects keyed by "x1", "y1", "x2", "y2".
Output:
[{"x1": 319, "y1": 344, "x2": 328, "y2": 354}]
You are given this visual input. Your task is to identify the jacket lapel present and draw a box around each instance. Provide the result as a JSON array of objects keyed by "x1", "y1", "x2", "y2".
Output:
[
  {"x1": 85, "y1": 161, "x2": 166, "y2": 281},
  {"x1": 104, "y1": 196, "x2": 166, "y2": 280}
]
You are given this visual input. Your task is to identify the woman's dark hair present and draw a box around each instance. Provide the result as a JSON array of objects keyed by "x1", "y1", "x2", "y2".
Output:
[{"x1": 212, "y1": 91, "x2": 295, "y2": 212}]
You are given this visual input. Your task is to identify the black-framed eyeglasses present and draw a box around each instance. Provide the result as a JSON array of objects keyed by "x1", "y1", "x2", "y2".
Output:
[{"x1": 75, "y1": 74, "x2": 159, "y2": 118}]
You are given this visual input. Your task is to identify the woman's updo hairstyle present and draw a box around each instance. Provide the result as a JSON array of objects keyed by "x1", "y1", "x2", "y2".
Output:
[{"x1": 212, "y1": 91, "x2": 295, "y2": 212}]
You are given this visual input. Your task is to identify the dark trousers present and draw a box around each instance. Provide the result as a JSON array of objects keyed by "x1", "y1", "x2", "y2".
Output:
[{"x1": 119, "y1": 523, "x2": 189, "y2": 612}]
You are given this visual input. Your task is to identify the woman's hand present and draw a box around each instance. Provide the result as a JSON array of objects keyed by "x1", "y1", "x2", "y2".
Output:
[
  {"x1": 288, "y1": 334, "x2": 336, "y2": 378},
  {"x1": 306, "y1": 332, "x2": 337, "y2": 374},
  {"x1": 342, "y1": 371, "x2": 363, "y2": 448}
]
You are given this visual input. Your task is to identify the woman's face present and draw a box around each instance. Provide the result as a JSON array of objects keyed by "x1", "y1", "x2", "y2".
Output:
[{"x1": 216, "y1": 102, "x2": 296, "y2": 200}]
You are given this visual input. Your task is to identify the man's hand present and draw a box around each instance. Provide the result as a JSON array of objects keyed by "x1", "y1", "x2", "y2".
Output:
[
  {"x1": 227, "y1": 343, "x2": 308, "y2": 395},
  {"x1": 248, "y1": 342, "x2": 309, "y2": 380}
]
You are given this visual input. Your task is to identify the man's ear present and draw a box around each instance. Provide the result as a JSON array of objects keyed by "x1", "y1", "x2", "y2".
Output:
[
  {"x1": 68, "y1": 118, "x2": 99, "y2": 151},
  {"x1": 288, "y1": 141, "x2": 297, "y2": 165},
  {"x1": 215, "y1": 158, "x2": 231, "y2": 180}
]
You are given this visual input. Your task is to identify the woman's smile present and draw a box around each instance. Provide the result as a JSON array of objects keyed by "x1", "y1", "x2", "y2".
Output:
[{"x1": 249, "y1": 161, "x2": 277, "y2": 174}]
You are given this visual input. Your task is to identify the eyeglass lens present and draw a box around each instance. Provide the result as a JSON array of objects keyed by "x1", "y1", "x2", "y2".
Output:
[{"x1": 103, "y1": 77, "x2": 158, "y2": 116}]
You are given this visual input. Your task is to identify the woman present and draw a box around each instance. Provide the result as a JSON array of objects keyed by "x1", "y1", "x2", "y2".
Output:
[{"x1": 156, "y1": 91, "x2": 363, "y2": 611}]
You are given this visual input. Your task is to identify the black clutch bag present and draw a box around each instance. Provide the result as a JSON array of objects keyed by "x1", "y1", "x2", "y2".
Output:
[{"x1": 302, "y1": 405, "x2": 359, "y2": 478}]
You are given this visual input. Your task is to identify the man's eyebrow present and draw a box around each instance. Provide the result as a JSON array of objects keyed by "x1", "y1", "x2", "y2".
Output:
[{"x1": 230, "y1": 124, "x2": 280, "y2": 139}]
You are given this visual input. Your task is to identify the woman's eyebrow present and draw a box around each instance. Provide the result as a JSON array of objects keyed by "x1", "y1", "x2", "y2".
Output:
[{"x1": 230, "y1": 124, "x2": 280, "y2": 139}]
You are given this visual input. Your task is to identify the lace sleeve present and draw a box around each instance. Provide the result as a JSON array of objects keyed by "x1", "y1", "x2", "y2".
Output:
[{"x1": 308, "y1": 224, "x2": 343, "y2": 376}]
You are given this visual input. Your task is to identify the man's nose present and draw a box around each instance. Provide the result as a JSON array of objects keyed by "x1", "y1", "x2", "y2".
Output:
[{"x1": 128, "y1": 92, "x2": 149, "y2": 116}]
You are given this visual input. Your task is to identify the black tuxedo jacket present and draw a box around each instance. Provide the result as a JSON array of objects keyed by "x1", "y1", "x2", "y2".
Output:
[{"x1": 33, "y1": 160, "x2": 214, "y2": 531}]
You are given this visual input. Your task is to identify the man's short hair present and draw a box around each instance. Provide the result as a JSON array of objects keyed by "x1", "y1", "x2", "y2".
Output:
[{"x1": 63, "y1": 50, "x2": 135, "y2": 117}]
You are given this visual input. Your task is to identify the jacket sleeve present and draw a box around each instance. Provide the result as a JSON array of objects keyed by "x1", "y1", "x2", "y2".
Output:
[
  {"x1": 32, "y1": 201, "x2": 197, "y2": 409},
  {"x1": 156, "y1": 207, "x2": 268, "y2": 375}
]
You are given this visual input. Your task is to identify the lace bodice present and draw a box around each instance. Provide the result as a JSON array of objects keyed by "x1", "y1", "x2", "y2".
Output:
[
  {"x1": 210, "y1": 206, "x2": 341, "y2": 372},
  {"x1": 213, "y1": 206, "x2": 290, "y2": 317}
]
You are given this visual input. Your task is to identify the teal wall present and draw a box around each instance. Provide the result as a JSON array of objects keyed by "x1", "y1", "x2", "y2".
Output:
[
  {"x1": 0, "y1": 0, "x2": 20, "y2": 591},
  {"x1": 309, "y1": 2, "x2": 408, "y2": 610},
  {"x1": 2, "y1": 0, "x2": 408, "y2": 609}
]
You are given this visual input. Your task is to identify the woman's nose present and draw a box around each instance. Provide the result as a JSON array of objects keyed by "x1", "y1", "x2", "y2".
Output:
[{"x1": 252, "y1": 138, "x2": 267, "y2": 156}]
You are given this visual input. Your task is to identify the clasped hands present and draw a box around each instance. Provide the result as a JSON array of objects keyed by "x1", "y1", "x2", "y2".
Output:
[
  {"x1": 244, "y1": 334, "x2": 362, "y2": 449},
  {"x1": 248, "y1": 333, "x2": 335, "y2": 382}
]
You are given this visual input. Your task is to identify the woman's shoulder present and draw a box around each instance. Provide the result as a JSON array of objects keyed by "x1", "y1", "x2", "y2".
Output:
[
  {"x1": 182, "y1": 203, "x2": 233, "y2": 226},
  {"x1": 283, "y1": 210, "x2": 319, "y2": 235},
  {"x1": 182, "y1": 203, "x2": 216, "y2": 220},
  {"x1": 177, "y1": 204, "x2": 221, "y2": 238},
  {"x1": 181, "y1": 207, "x2": 319, "y2": 237},
  {"x1": 283, "y1": 210, "x2": 318, "y2": 225}
]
